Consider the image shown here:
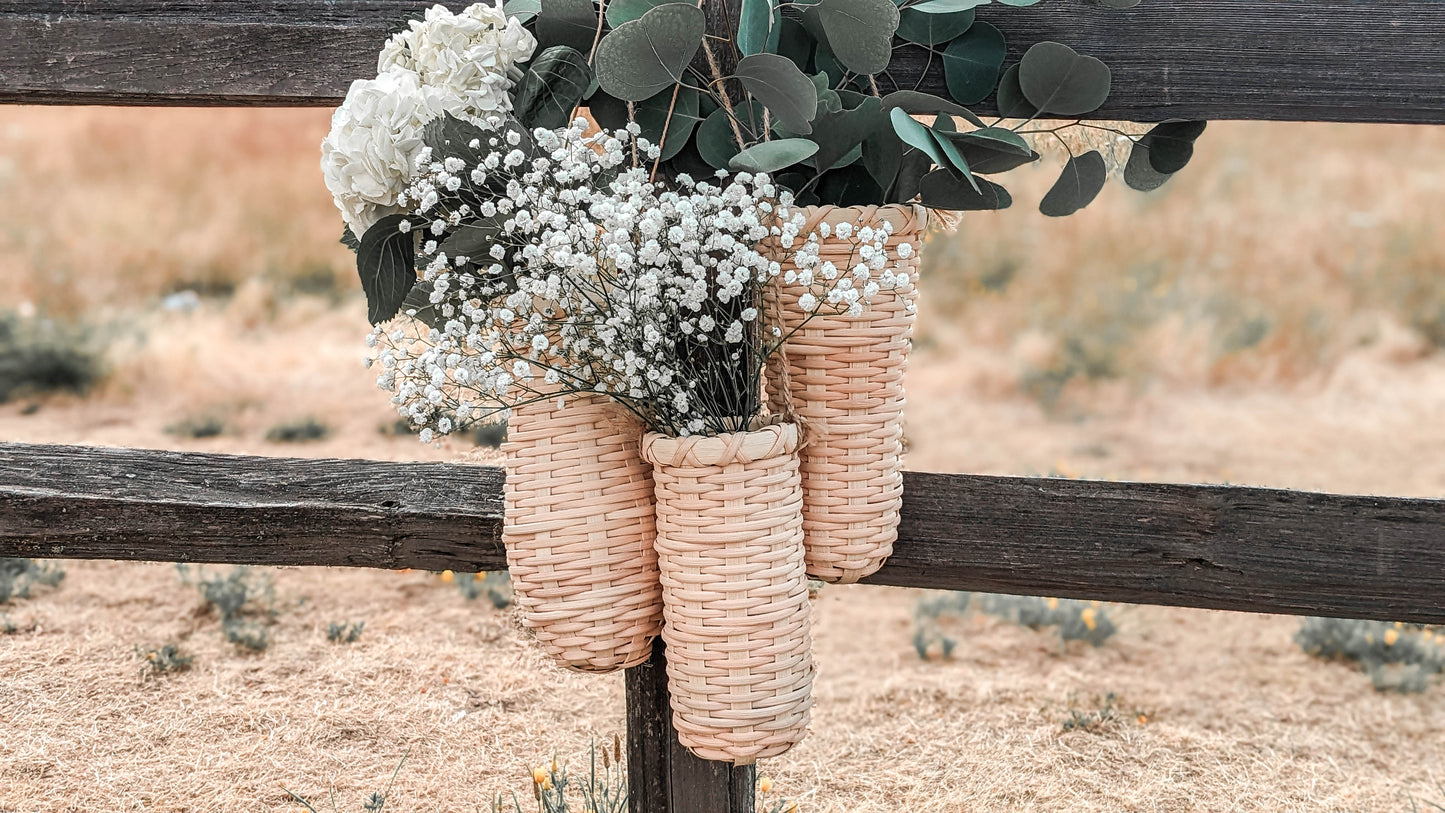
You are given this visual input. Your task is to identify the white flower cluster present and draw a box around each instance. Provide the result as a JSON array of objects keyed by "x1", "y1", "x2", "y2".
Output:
[
  {"x1": 321, "y1": 3, "x2": 537, "y2": 235},
  {"x1": 368, "y1": 117, "x2": 915, "y2": 441}
]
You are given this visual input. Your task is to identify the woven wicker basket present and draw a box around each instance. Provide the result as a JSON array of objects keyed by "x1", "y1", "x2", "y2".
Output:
[
  {"x1": 640, "y1": 422, "x2": 814, "y2": 764},
  {"x1": 767, "y1": 204, "x2": 927, "y2": 584},
  {"x1": 502, "y1": 393, "x2": 662, "y2": 673}
]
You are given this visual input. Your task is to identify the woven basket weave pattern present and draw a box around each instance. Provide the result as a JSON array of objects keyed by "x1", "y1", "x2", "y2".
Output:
[
  {"x1": 502, "y1": 393, "x2": 662, "y2": 673},
  {"x1": 641, "y1": 423, "x2": 814, "y2": 764},
  {"x1": 768, "y1": 204, "x2": 926, "y2": 584}
]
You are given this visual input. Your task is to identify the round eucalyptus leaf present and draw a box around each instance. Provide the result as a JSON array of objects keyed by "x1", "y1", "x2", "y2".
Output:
[
  {"x1": 918, "y1": 169, "x2": 1012, "y2": 210},
  {"x1": 776, "y1": 17, "x2": 814, "y2": 70},
  {"x1": 954, "y1": 126, "x2": 1031, "y2": 155},
  {"x1": 815, "y1": 164, "x2": 885, "y2": 206},
  {"x1": 816, "y1": 0, "x2": 901, "y2": 75},
  {"x1": 904, "y1": 0, "x2": 990, "y2": 12},
  {"x1": 594, "y1": 4, "x2": 705, "y2": 101},
  {"x1": 891, "y1": 148, "x2": 933, "y2": 202},
  {"x1": 728, "y1": 138, "x2": 820, "y2": 173},
  {"x1": 512, "y1": 46, "x2": 593, "y2": 130},
  {"x1": 735, "y1": 53, "x2": 819, "y2": 135},
  {"x1": 1039, "y1": 149, "x2": 1106, "y2": 216},
  {"x1": 1018, "y1": 41, "x2": 1111, "y2": 116},
  {"x1": 994, "y1": 63, "x2": 1038, "y2": 119},
  {"x1": 604, "y1": 0, "x2": 677, "y2": 27},
  {"x1": 895, "y1": 7, "x2": 974, "y2": 45},
  {"x1": 1142, "y1": 120, "x2": 1207, "y2": 173},
  {"x1": 941, "y1": 21, "x2": 1006, "y2": 105},
  {"x1": 536, "y1": 0, "x2": 602, "y2": 53},
  {"x1": 738, "y1": 0, "x2": 778, "y2": 56},
  {"x1": 940, "y1": 130, "x2": 1038, "y2": 173},
  {"x1": 863, "y1": 115, "x2": 905, "y2": 191},
  {"x1": 1124, "y1": 139, "x2": 1172, "y2": 191},
  {"x1": 504, "y1": 0, "x2": 541, "y2": 23},
  {"x1": 810, "y1": 95, "x2": 882, "y2": 171},
  {"x1": 697, "y1": 105, "x2": 750, "y2": 168}
]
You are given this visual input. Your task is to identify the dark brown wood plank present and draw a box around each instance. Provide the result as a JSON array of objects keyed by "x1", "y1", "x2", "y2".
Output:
[
  {"x1": 626, "y1": 642, "x2": 756, "y2": 813},
  {"x1": 2, "y1": 442, "x2": 1444, "y2": 623},
  {"x1": 2, "y1": 1, "x2": 1444, "y2": 123},
  {"x1": 0, "y1": 442, "x2": 506, "y2": 572}
]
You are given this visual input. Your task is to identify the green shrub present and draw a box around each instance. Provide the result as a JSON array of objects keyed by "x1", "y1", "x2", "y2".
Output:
[
  {"x1": 327, "y1": 621, "x2": 366, "y2": 644},
  {"x1": 0, "y1": 311, "x2": 104, "y2": 403},
  {"x1": 1295, "y1": 617, "x2": 1444, "y2": 693},
  {"x1": 186, "y1": 565, "x2": 277, "y2": 652},
  {"x1": 913, "y1": 591, "x2": 1117, "y2": 659},
  {"x1": 266, "y1": 416, "x2": 330, "y2": 443},
  {"x1": 166, "y1": 412, "x2": 228, "y2": 439},
  {"x1": 472, "y1": 420, "x2": 508, "y2": 448},
  {"x1": 137, "y1": 643, "x2": 195, "y2": 676},
  {"x1": 456, "y1": 571, "x2": 513, "y2": 609},
  {"x1": 0, "y1": 558, "x2": 65, "y2": 604},
  {"x1": 287, "y1": 751, "x2": 408, "y2": 813}
]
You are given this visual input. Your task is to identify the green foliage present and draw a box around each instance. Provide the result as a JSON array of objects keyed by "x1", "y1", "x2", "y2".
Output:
[
  {"x1": 1295, "y1": 617, "x2": 1444, "y2": 693},
  {"x1": 0, "y1": 311, "x2": 105, "y2": 404},
  {"x1": 513, "y1": 46, "x2": 594, "y2": 130},
  {"x1": 327, "y1": 621, "x2": 366, "y2": 644},
  {"x1": 0, "y1": 558, "x2": 66, "y2": 604},
  {"x1": 456, "y1": 571, "x2": 514, "y2": 609},
  {"x1": 188, "y1": 566, "x2": 278, "y2": 653},
  {"x1": 357, "y1": 214, "x2": 418, "y2": 325},
  {"x1": 913, "y1": 591, "x2": 1117, "y2": 658},
  {"x1": 266, "y1": 416, "x2": 331, "y2": 443},
  {"x1": 166, "y1": 412, "x2": 228, "y2": 439},
  {"x1": 137, "y1": 643, "x2": 195, "y2": 676},
  {"x1": 494, "y1": 739, "x2": 628, "y2": 813}
]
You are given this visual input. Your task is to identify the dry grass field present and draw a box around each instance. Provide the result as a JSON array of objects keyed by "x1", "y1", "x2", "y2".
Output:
[{"x1": 2, "y1": 106, "x2": 1444, "y2": 811}]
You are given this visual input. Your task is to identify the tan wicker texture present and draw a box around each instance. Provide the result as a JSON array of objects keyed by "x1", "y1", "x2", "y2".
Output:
[
  {"x1": 640, "y1": 423, "x2": 814, "y2": 764},
  {"x1": 767, "y1": 204, "x2": 927, "y2": 584},
  {"x1": 502, "y1": 393, "x2": 662, "y2": 673}
]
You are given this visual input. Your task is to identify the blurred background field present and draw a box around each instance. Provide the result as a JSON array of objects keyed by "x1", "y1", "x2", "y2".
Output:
[{"x1": 1, "y1": 107, "x2": 1444, "y2": 810}]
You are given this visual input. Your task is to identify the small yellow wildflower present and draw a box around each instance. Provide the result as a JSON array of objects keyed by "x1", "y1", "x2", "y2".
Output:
[
  {"x1": 532, "y1": 767, "x2": 548, "y2": 786},
  {"x1": 441, "y1": 570, "x2": 455, "y2": 583},
  {"x1": 758, "y1": 776, "x2": 773, "y2": 794},
  {"x1": 1385, "y1": 628, "x2": 1399, "y2": 646},
  {"x1": 1081, "y1": 607, "x2": 1097, "y2": 631}
]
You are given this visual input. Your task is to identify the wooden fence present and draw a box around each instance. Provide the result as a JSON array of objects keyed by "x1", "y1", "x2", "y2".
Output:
[{"x1": 2, "y1": 3, "x2": 1444, "y2": 811}]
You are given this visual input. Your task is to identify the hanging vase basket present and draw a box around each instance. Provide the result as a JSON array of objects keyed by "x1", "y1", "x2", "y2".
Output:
[
  {"x1": 502, "y1": 392, "x2": 663, "y2": 673},
  {"x1": 640, "y1": 422, "x2": 815, "y2": 764},
  {"x1": 767, "y1": 204, "x2": 928, "y2": 584}
]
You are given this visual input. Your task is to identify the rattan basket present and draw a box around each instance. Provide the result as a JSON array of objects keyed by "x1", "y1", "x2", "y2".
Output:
[
  {"x1": 767, "y1": 204, "x2": 927, "y2": 584},
  {"x1": 502, "y1": 393, "x2": 662, "y2": 673},
  {"x1": 640, "y1": 422, "x2": 814, "y2": 764}
]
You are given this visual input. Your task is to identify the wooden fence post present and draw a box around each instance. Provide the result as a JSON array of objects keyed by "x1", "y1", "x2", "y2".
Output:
[{"x1": 626, "y1": 641, "x2": 757, "y2": 813}]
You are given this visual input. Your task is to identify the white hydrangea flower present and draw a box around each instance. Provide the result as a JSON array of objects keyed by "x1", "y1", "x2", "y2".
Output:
[
  {"x1": 320, "y1": 70, "x2": 433, "y2": 234},
  {"x1": 378, "y1": 2, "x2": 537, "y2": 120}
]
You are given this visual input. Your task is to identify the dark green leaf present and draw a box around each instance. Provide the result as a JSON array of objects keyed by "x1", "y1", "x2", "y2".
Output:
[
  {"x1": 400, "y1": 279, "x2": 446, "y2": 330},
  {"x1": 697, "y1": 106, "x2": 748, "y2": 169},
  {"x1": 863, "y1": 115, "x2": 905, "y2": 192},
  {"x1": 735, "y1": 53, "x2": 819, "y2": 135},
  {"x1": 738, "y1": 0, "x2": 777, "y2": 56},
  {"x1": 357, "y1": 214, "x2": 417, "y2": 325},
  {"x1": 919, "y1": 169, "x2": 1012, "y2": 210},
  {"x1": 954, "y1": 125, "x2": 1031, "y2": 155},
  {"x1": 536, "y1": 0, "x2": 601, "y2": 53},
  {"x1": 941, "y1": 21, "x2": 1006, "y2": 106},
  {"x1": 889, "y1": 107, "x2": 946, "y2": 167},
  {"x1": 776, "y1": 17, "x2": 814, "y2": 71},
  {"x1": 505, "y1": 0, "x2": 542, "y2": 23},
  {"x1": 891, "y1": 147, "x2": 933, "y2": 202},
  {"x1": 906, "y1": 0, "x2": 990, "y2": 11},
  {"x1": 811, "y1": 95, "x2": 883, "y2": 171},
  {"x1": 994, "y1": 63, "x2": 1037, "y2": 118},
  {"x1": 604, "y1": 0, "x2": 676, "y2": 27},
  {"x1": 729, "y1": 138, "x2": 819, "y2": 172},
  {"x1": 815, "y1": 164, "x2": 885, "y2": 206},
  {"x1": 1018, "y1": 41, "x2": 1111, "y2": 116},
  {"x1": 437, "y1": 216, "x2": 504, "y2": 261},
  {"x1": 594, "y1": 4, "x2": 705, "y2": 101},
  {"x1": 940, "y1": 130, "x2": 1039, "y2": 173},
  {"x1": 895, "y1": 7, "x2": 974, "y2": 45},
  {"x1": 1124, "y1": 139, "x2": 1171, "y2": 191},
  {"x1": 930, "y1": 126, "x2": 980, "y2": 192},
  {"x1": 512, "y1": 46, "x2": 593, "y2": 130},
  {"x1": 1142, "y1": 120, "x2": 1207, "y2": 174},
  {"x1": 1039, "y1": 149, "x2": 1106, "y2": 216},
  {"x1": 589, "y1": 87, "x2": 703, "y2": 160},
  {"x1": 340, "y1": 225, "x2": 360, "y2": 251},
  {"x1": 881, "y1": 90, "x2": 984, "y2": 127},
  {"x1": 816, "y1": 0, "x2": 900, "y2": 75}
]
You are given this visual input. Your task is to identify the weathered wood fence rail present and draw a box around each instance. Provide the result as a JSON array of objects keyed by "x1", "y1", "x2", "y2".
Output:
[{"x1": 3, "y1": 2, "x2": 1445, "y2": 811}]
